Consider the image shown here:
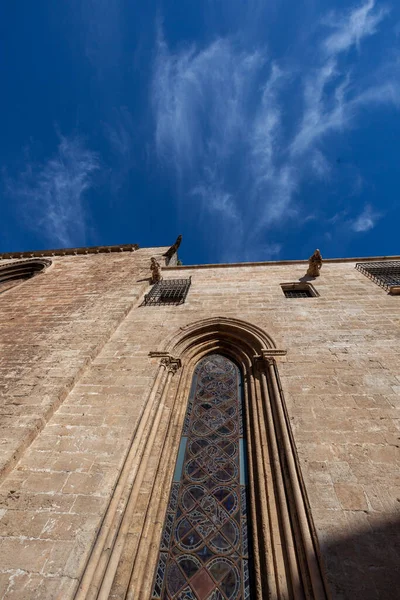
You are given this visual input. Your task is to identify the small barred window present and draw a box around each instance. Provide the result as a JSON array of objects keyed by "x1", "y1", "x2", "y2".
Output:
[
  {"x1": 144, "y1": 278, "x2": 191, "y2": 306},
  {"x1": 284, "y1": 289, "x2": 313, "y2": 298},
  {"x1": 355, "y1": 261, "x2": 400, "y2": 291},
  {"x1": 281, "y1": 282, "x2": 318, "y2": 298}
]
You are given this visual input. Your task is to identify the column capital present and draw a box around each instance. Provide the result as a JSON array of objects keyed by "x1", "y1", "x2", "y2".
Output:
[
  {"x1": 253, "y1": 348, "x2": 286, "y2": 370},
  {"x1": 159, "y1": 355, "x2": 181, "y2": 374}
]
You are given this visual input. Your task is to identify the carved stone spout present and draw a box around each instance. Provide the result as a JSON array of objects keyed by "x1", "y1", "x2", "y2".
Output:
[{"x1": 163, "y1": 235, "x2": 182, "y2": 263}]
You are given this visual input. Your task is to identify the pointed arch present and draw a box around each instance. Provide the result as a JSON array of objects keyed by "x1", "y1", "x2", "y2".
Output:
[
  {"x1": 75, "y1": 317, "x2": 328, "y2": 600},
  {"x1": 164, "y1": 315, "x2": 278, "y2": 354},
  {"x1": 152, "y1": 316, "x2": 286, "y2": 373},
  {"x1": 0, "y1": 258, "x2": 52, "y2": 294}
]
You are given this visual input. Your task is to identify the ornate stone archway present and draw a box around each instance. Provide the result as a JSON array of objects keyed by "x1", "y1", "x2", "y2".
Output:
[{"x1": 75, "y1": 317, "x2": 328, "y2": 600}]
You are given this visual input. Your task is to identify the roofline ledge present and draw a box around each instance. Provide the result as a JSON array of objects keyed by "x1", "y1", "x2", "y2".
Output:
[
  {"x1": 164, "y1": 255, "x2": 400, "y2": 270},
  {"x1": 0, "y1": 243, "x2": 139, "y2": 260}
]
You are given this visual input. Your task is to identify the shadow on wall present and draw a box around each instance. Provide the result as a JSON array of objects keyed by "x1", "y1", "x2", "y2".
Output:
[{"x1": 322, "y1": 513, "x2": 400, "y2": 599}]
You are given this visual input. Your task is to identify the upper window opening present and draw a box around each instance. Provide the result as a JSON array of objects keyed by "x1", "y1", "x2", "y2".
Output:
[
  {"x1": 281, "y1": 282, "x2": 318, "y2": 298},
  {"x1": 0, "y1": 260, "x2": 50, "y2": 294},
  {"x1": 144, "y1": 277, "x2": 191, "y2": 306},
  {"x1": 356, "y1": 261, "x2": 400, "y2": 292}
]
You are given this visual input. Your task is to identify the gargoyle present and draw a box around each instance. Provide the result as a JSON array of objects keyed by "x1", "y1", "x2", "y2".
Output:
[{"x1": 163, "y1": 235, "x2": 182, "y2": 262}]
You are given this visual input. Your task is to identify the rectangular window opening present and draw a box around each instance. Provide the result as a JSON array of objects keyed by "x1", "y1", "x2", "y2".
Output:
[
  {"x1": 355, "y1": 261, "x2": 400, "y2": 291},
  {"x1": 281, "y1": 283, "x2": 317, "y2": 298},
  {"x1": 143, "y1": 277, "x2": 191, "y2": 306}
]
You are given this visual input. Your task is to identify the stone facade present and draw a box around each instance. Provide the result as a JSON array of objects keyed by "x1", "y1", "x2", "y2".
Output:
[{"x1": 0, "y1": 245, "x2": 399, "y2": 599}]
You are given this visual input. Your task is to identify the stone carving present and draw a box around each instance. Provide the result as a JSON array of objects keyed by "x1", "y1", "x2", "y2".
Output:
[
  {"x1": 160, "y1": 356, "x2": 181, "y2": 374},
  {"x1": 253, "y1": 354, "x2": 276, "y2": 372},
  {"x1": 150, "y1": 257, "x2": 162, "y2": 284},
  {"x1": 306, "y1": 249, "x2": 322, "y2": 278},
  {"x1": 163, "y1": 235, "x2": 182, "y2": 262}
]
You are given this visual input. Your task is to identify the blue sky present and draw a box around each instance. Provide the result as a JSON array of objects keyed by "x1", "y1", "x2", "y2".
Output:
[{"x1": 1, "y1": 0, "x2": 399, "y2": 264}]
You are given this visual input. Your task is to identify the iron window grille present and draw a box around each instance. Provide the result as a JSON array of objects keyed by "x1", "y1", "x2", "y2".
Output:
[
  {"x1": 284, "y1": 289, "x2": 313, "y2": 298},
  {"x1": 355, "y1": 261, "x2": 400, "y2": 290},
  {"x1": 143, "y1": 277, "x2": 191, "y2": 306},
  {"x1": 281, "y1": 283, "x2": 318, "y2": 298}
]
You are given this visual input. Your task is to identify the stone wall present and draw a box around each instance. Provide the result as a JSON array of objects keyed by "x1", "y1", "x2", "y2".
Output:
[{"x1": 0, "y1": 250, "x2": 398, "y2": 599}]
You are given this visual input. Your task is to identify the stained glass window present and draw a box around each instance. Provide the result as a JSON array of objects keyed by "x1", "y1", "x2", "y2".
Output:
[{"x1": 152, "y1": 354, "x2": 252, "y2": 600}]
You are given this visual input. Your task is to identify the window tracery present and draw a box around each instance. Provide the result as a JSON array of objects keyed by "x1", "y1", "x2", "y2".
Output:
[{"x1": 152, "y1": 354, "x2": 252, "y2": 600}]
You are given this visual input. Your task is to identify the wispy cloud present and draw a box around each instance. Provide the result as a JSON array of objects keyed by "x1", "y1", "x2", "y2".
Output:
[
  {"x1": 104, "y1": 107, "x2": 135, "y2": 159},
  {"x1": 189, "y1": 165, "x2": 245, "y2": 262},
  {"x1": 351, "y1": 203, "x2": 382, "y2": 232},
  {"x1": 290, "y1": 63, "x2": 350, "y2": 156},
  {"x1": 323, "y1": 0, "x2": 388, "y2": 56},
  {"x1": 152, "y1": 33, "x2": 263, "y2": 175},
  {"x1": 152, "y1": 0, "x2": 396, "y2": 259},
  {"x1": 192, "y1": 178, "x2": 241, "y2": 224},
  {"x1": 152, "y1": 33, "x2": 263, "y2": 259},
  {"x1": 6, "y1": 134, "x2": 99, "y2": 247},
  {"x1": 251, "y1": 64, "x2": 285, "y2": 184}
]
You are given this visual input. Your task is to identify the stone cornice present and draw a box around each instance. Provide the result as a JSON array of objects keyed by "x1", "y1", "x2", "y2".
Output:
[
  {"x1": 164, "y1": 255, "x2": 400, "y2": 270},
  {"x1": 0, "y1": 243, "x2": 139, "y2": 260}
]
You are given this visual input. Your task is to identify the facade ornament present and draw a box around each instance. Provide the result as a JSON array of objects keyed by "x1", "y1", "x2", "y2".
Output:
[
  {"x1": 253, "y1": 354, "x2": 276, "y2": 372},
  {"x1": 160, "y1": 356, "x2": 181, "y2": 374},
  {"x1": 150, "y1": 257, "x2": 162, "y2": 284},
  {"x1": 163, "y1": 235, "x2": 182, "y2": 262},
  {"x1": 306, "y1": 249, "x2": 322, "y2": 278},
  {"x1": 253, "y1": 348, "x2": 287, "y2": 372},
  {"x1": 252, "y1": 355, "x2": 264, "y2": 373}
]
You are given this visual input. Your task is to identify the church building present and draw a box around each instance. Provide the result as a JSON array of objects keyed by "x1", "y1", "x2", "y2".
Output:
[{"x1": 0, "y1": 239, "x2": 398, "y2": 600}]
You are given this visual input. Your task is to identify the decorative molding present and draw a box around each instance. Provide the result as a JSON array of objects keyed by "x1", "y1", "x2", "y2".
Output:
[
  {"x1": 0, "y1": 257, "x2": 52, "y2": 268},
  {"x1": 75, "y1": 317, "x2": 327, "y2": 600},
  {"x1": 149, "y1": 351, "x2": 170, "y2": 358},
  {"x1": 160, "y1": 356, "x2": 182, "y2": 374},
  {"x1": 162, "y1": 254, "x2": 400, "y2": 270},
  {"x1": 0, "y1": 243, "x2": 139, "y2": 261},
  {"x1": 0, "y1": 258, "x2": 53, "y2": 294},
  {"x1": 254, "y1": 348, "x2": 288, "y2": 360},
  {"x1": 74, "y1": 359, "x2": 177, "y2": 600},
  {"x1": 163, "y1": 316, "x2": 280, "y2": 355}
]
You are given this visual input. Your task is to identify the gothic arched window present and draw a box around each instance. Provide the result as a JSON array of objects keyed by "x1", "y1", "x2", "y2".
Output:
[
  {"x1": 152, "y1": 354, "x2": 252, "y2": 600},
  {"x1": 0, "y1": 259, "x2": 50, "y2": 294}
]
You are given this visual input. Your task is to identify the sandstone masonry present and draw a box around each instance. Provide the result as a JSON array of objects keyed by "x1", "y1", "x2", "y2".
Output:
[{"x1": 0, "y1": 245, "x2": 398, "y2": 599}]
